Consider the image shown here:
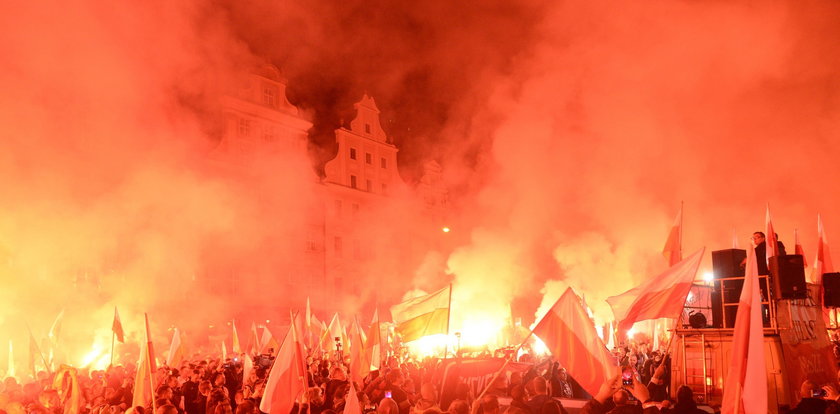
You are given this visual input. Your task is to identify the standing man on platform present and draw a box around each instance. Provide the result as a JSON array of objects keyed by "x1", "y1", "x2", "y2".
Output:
[{"x1": 743, "y1": 232, "x2": 786, "y2": 275}]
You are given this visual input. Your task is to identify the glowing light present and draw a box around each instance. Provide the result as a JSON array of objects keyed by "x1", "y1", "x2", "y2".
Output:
[
  {"x1": 79, "y1": 344, "x2": 111, "y2": 370},
  {"x1": 532, "y1": 336, "x2": 549, "y2": 356},
  {"x1": 442, "y1": 227, "x2": 451, "y2": 233},
  {"x1": 686, "y1": 291, "x2": 694, "y2": 302},
  {"x1": 627, "y1": 327, "x2": 636, "y2": 339},
  {"x1": 703, "y1": 271, "x2": 714, "y2": 282}
]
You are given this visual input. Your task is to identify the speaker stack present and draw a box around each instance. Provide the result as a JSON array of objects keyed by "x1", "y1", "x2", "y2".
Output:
[
  {"x1": 824, "y1": 272, "x2": 840, "y2": 307},
  {"x1": 769, "y1": 255, "x2": 807, "y2": 299},
  {"x1": 711, "y1": 249, "x2": 747, "y2": 328}
]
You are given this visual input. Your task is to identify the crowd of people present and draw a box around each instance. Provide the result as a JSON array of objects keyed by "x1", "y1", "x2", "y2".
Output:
[{"x1": 0, "y1": 335, "x2": 838, "y2": 414}]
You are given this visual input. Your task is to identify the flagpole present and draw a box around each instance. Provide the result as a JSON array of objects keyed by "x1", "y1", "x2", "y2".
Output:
[
  {"x1": 445, "y1": 283, "x2": 453, "y2": 360},
  {"x1": 25, "y1": 323, "x2": 51, "y2": 375},
  {"x1": 146, "y1": 322, "x2": 157, "y2": 414},
  {"x1": 679, "y1": 201, "x2": 684, "y2": 262},
  {"x1": 110, "y1": 331, "x2": 115, "y2": 367},
  {"x1": 472, "y1": 319, "x2": 541, "y2": 404}
]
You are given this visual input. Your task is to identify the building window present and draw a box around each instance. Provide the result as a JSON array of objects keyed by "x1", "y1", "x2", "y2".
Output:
[
  {"x1": 263, "y1": 86, "x2": 277, "y2": 107},
  {"x1": 306, "y1": 239, "x2": 317, "y2": 252},
  {"x1": 262, "y1": 126, "x2": 275, "y2": 142},
  {"x1": 350, "y1": 175, "x2": 357, "y2": 189},
  {"x1": 381, "y1": 183, "x2": 387, "y2": 193},
  {"x1": 334, "y1": 236, "x2": 343, "y2": 256},
  {"x1": 238, "y1": 118, "x2": 251, "y2": 136},
  {"x1": 365, "y1": 123, "x2": 371, "y2": 134},
  {"x1": 352, "y1": 203, "x2": 359, "y2": 216},
  {"x1": 366, "y1": 153, "x2": 372, "y2": 164},
  {"x1": 350, "y1": 148, "x2": 357, "y2": 160},
  {"x1": 334, "y1": 200, "x2": 342, "y2": 216},
  {"x1": 366, "y1": 179, "x2": 372, "y2": 192},
  {"x1": 381, "y1": 157, "x2": 387, "y2": 168}
]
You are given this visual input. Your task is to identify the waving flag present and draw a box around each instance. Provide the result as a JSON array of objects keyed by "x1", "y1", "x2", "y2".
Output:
[
  {"x1": 365, "y1": 309, "x2": 382, "y2": 371},
  {"x1": 166, "y1": 328, "x2": 184, "y2": 368},
  {"x1": 766, "y1": 205, "x2": 779, "y2": 265},
  {"x1": 259, "y1": 319, "x2": 308, "y2": 414},
  {"x1": 390, "y1": 285, "x2": 451, "y2": 342},
  {"x1": 662, "y1": 204, "x2": 683, "y2": 266},
  {"x1": 533, "y1": 288, "x2": 616, "y2": 397},
  {"x1": 811, "y1": 214, "x2": 834, "y2": 284},
  {"x1": 112, "y1": 307, "x2": 125, "y2": 343},
  {"x1": 608, "y1": 248, "x2": 705, "y2": 333},
  {"x1": 721, "y1": 245, "x2": 767, "y2": 414},
  {"x1": 232, "y1": 321, "x2": 241, "y2": 353}
]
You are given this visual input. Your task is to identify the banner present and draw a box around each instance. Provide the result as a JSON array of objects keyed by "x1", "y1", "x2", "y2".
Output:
[{"x1": 775, "y1": 284, "x2": 837, "y2": 404}]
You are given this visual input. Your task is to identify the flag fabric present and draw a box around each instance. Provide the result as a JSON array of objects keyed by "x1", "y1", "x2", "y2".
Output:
[
  {"x1": 390, "y1": 286, "x2": 451, "y2": 342},
  {"x1": 132, "y1": 339, "x2": 155, "y2": 409},
  {"x1": 343, "y1": 381, "x2": 361, "y2": 414},
  {"x1": 662, "y1": 205, "x2": 683, "y2": 266},
  {"x1": 320, "y1": 313, "x2": 348, "y2": 359},
  {"x1": 532, "y1": 288, "x2": 616, "y2": 397},
  {"x1": 721, "y1": 244, "x2": 767, "y2": 414},
  {"x1": 242, "y1": 346, "x2": 254, "y2": 387},
  {"x1": 608, "y1": 248, "x2": 705, "y2": 333},
  {"x1": 112, "y1": 308, "x2": 125, "y2": 343},
  {"x1": 222, "y1": 341, "x2": 227, "y2": 360},
  {"x1": 232, "y1": 321, "x2": 241, "y2": 354},
  {"x1": 53, "y1": 365, "x2": 82, "y2": 414},
  {"x1": 765, "y1": 205, "x2": 779, "y2": 265},
  {"x1": 166, "y1": 329, "x2": 184, "y2": 368},
  {"x1": 811, "y1": 214, "x2": 834, "y2": 284},
  {"x1": 259, "y1": 327, "x2": 279, "y2": 355},
  {"x1": 365, "y1": 309, "x2": 382, "y2": 371},
  {"x1": 7, "y1": 340, "x2": 15, "y2": 379},
  {"x1": 349, "y1": 318, "x2": 369, "y2": 385},
  {"x1": 794, "y1": 229, "x2": 808, "y2": 268},
  {"x1": 259, "y1": 321, "x2": 308, "y2": 414},
  {"x1": 49, "y1": 309, "x2": 65, "y2": 345},
  {"x1": 249, "y1": 323, "x2": 260, "y2": 355},
  {"x1": 143, "y1": 313, "x2": 157, "y2": 371},
  {"x1": 732, "y1": 229, "x2": 740, "y2": 249}
]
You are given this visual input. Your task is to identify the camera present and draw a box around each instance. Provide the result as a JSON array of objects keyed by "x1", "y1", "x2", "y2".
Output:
[
  {"x1": 621, "y1": 367, "x2": 633, "y2": 386},
  {"x1": 812, "y1": 389, "x2": 828, "y2": 398},
  {"x1": 254, "y1": 354, "x2": 275, "y2": 370}
]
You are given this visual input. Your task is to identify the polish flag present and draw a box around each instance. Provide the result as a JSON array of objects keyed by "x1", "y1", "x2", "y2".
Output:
[
  {"x1": 794, "y1": 228, "x2": 808, "y2": 268},
  {"x1": 259, "y1": 320, "x2": 308, "y2": 414},
  {"x1": 349, "y1": 318, "x2": 369, "y2": 385},
  {"x1": 721, "y1": 244, "x2": 767, "y2": 414},
  {"x1": 133, "y1": 337, "x2": 155, "y2": 409},
  {"x1": 112, "y1": 307, "x2": 125, "y2": 344},
  {"x1": 532, "y1": 288, "x2": 617, "y2": 397},
  {"x1": 811, "y1": 214, "x2": 834, "y2": 284},
  {"x1": 166, "y1": 328, "x2": 184, "y2": 368},
  {"x1": 232, "y1": 321, "x2": 241, "y2": 354},
  {"x1": 609, "y1": 248, "x2": 705, "y2": 334},
  {"x1": 365, "y1": 309, "x2": 382, "y2": 371},
  {"x1": 662, "y1": 205, "x2": 683, "y2": 266},
  {"x1": 765, "y1": 205, "x2": 779, "y2": 265},
  {"x1": 344, "y1": 381, "x2": 361, "y2": 414}
]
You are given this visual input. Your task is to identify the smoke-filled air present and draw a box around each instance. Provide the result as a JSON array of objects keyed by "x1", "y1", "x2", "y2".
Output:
[{"x1": 2, "y1": 0, "x2": 840, "y2": 369}]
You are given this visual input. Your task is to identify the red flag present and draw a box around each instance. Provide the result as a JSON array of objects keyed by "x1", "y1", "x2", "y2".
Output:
[
  {"x1": 112, "y1": 307, "x2": 125, "y2": 344},
  {"x1": 259, "y1": 318, "x2": 308, "y2": 414},
  {"x1": 662, "y1": 205, "x2": 683, "y2": 266},
  {"x1": 532, "y1": 288, "x2": 616, "y2": 397},
  {"x1": 144, "y1": 313, "x2": 157, "y2": 371},
  {"x1": 794, "y1": 228, "x2": 808, "y2": 268},
  {"x1": 608, "y1": 248, "x2": 705, "y2": 334},
  {"x1": 343, "y1": 381, "x2": 361, "y2": 414},
  {"x1": 232, "y1": 321, "x2": 241, "y2": 354},
  {"x1": 721, "y1": 244, "x2": 767, "y2": 414},
  {"x1": 364, "y1": 309, "x2": 381, "y2": 372},
  {"x1": 765, "y1": 205, "x2": 779, "y2": 266},
  {"x1": 811, "y1": 214, "x2": 834, "y2": 284}
]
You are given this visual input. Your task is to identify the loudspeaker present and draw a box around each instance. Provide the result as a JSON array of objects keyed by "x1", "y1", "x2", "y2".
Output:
[
  {"x1": 712, "y1": 249, "x2": 746, "y2": 279},
  {"x1": 769, "y1": 254, "x2": 807, "y2": 299},
  {"x1": 824, "y1": 273, "x2": 840, "y2": 307},
  {"x1": 711, "y1": 288, "x2": 723, "y2": 328},
  {"x1": 723, "y1": 279, "x2": 744, "y2": 303}
]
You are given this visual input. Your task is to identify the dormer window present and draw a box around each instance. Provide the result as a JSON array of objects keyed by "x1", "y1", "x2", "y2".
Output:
[{"x1": 262, "y1": 85, "x2": 277, "y2": 107}]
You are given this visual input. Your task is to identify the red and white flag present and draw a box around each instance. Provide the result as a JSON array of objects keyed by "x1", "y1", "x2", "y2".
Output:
[
  {"x1": 532, "y1": 288, "x2": 616, "y2": 397},
  {"x1": 662, "y1": 205, "x2": 683, "y2": 266},
  {"x1": 344, "y1": 381, "x2": 361, "y2": 414},
  {"x1": 365, "y1": 309, "x2": 381, "y2": 371},
  {"x1": 112, "y1": 307, "x2": 125, "y2": 344},
  {"x1": 811, "y1": 214, "x2": 834, "y2": 284},
  {"x1": 133, "y1": 336, "x2": 155, "y2": 409},
  {"x1": 608, "y1": 248, "x2": 705, "y2": 334},
  {"x1": 765, "y1": 205, "x2": 779, "y2": 265},
  {"x1": 794, "y1": 228, "x2": 808, "y2": 268},
  {"x1": 232, "y1": 321, "x2": 241, "y2": 354},
  {"x1": 166, "y1": 328, "x2": 184, "y2": 368},
  {"x1": 348, "y1": 318, "x2": 369, "y2": 385},
  {"x1": 259, "y1": 319, "x2": 308, "y2": 414},
  {"x1": 721, "y1": 244, "x2": 767, "y2": 414}
]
